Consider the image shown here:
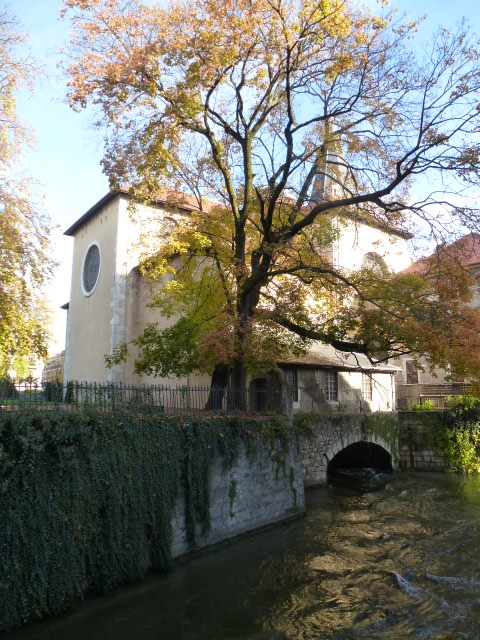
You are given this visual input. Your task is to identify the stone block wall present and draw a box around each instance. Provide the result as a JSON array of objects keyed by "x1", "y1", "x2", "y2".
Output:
[
  {"x1": 298, "y1": 413, "x2": 399, "y2": 486},
  {"x1": 398, "y1": 411, "x2": 446, "y2": 472},
  {"x1": 170, "y1": 433, "x2": 305, "y2": 558}
]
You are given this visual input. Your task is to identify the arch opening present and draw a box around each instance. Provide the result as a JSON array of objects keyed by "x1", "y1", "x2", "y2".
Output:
[{"x1": 328, "y1": 441, "x2": 392, "y2": 475}]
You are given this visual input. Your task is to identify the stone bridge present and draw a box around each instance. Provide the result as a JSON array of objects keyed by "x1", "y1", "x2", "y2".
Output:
[{"x1": 298, "y1": 413, "x2": 400, "y2": 486}]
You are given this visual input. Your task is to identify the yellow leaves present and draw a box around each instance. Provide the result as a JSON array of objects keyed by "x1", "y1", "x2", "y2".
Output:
[
  {"x1": 0, "y1": 9, "x2": 55, "y2": 370},
  {"x1": 371, "y1": 16, "x2": 387, "y2": 31},
  {"x1": 163, "y1": 280, "x2": 186, "y2": 296},
  {"x1": 139, "y1": 256, "x2": 174, "y2": 283}
]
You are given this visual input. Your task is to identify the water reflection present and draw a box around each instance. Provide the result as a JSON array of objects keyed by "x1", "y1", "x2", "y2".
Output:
[{"x1": 9, "y1": 471, "x2": 480, "y2": 640}]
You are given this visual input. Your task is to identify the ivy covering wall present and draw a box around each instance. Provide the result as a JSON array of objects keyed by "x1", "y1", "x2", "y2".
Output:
[
  {"x1": 0, "y1": 411, "x2": 289, "y2": 632},
  {"x1": 400, "y1": 399, "x2": 480, "y2": 474},
  {"x1": 437, "y1": 400, "x2": 480, "y2": 474}
]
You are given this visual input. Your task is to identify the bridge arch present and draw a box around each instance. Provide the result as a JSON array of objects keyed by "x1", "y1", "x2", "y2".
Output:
[
  {"x1": 299, "y1": 418, "x2": 400, "y2": 486},
  {"x1": 325, "y1": 435, "x2": 394, "y2": 474}
]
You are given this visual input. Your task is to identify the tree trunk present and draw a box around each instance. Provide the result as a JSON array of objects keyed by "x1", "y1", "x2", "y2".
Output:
[
  {"x1": 205, "y1": 363, "x2": 229, "y2": 410},
  {"x1": 231, "y1": 359, "x2": 247, "y2": 410}
]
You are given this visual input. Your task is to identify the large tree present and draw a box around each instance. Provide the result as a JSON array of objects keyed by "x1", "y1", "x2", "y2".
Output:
[
  {"x1": 0, "y1": 9, "x2": 54, "y2": 375},
  {"x1": 63, "y1": 0, "x2": 480, "y2": 388}
]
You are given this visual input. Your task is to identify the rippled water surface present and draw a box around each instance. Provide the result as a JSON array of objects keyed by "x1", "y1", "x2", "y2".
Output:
[{"x1": 11, "y1": 471, "x2": 480, "y2": 639}]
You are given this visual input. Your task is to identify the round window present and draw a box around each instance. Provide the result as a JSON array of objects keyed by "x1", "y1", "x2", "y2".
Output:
[{"x1": 82, "y1": 242, "x2": 101, "y2": 296}]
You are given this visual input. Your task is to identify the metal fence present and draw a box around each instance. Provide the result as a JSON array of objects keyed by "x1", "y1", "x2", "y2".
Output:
[{"x1": 0, "y1": 380, "x2": 283, "y2": 416}]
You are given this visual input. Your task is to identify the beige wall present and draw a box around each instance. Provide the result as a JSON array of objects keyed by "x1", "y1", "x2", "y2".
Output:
[
  {"x1": 65, "y1": 199, "x2": 121, "y2": 382},
  {"x1": 292, "y1": 368, "x2": 395, "y2": 413},
  {"x1": 334, "y1": 218, "x2": 410, "y2": 273},
  {"x1": 65, "y1": 195, "x2": 198, "y2": 384},
  {"x1": 122, "y1": 267, "x2": 211, "y2": 386}
]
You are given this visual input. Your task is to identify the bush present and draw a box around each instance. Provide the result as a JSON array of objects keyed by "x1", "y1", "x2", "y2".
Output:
[
  {"x1": 428, "y1": 400, "x2": 480, "y2": 474},
  {"x1": 0, "y1": 376, "x2": 18, "y2": 400},
  {"x1": 412, "y1": 399, "x2": 435, "y2": 411},
  {"x1": 42, "y1": 380, "x2": 63, "y2": 402}
]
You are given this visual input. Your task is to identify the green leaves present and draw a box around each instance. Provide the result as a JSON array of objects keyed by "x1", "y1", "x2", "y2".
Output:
[
  {"x1": 0, "y1": 409, "x2": 293, "y2": 631},
  {"x1": 133, "y1": 319, "x2": 200, "y2": 378},
  {"x1": 0, "y1": 9, "x2": 55, "y2": 371}
]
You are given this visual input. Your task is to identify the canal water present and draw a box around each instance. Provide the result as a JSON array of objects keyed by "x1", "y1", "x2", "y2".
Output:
[{"x1": 10, "y1": 471, "x2": 480, "y2": 639}]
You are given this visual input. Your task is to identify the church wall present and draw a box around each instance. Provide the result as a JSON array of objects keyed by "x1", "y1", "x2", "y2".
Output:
[
  {"x1": 334, "y1": 218, "x2": 410, "y2": 273},
  {"x1": 120, "y1": 265, "x2": 188, "y2": 386},
  {"x1": 121, "y1": 266, "x2": 211, "y2": 387},
  {"x1": 65, "y1": 199, "x2": 121, "y2": 383},
  {"x1": 115, "y1": 204, "x2": 211, "y2": 387}
]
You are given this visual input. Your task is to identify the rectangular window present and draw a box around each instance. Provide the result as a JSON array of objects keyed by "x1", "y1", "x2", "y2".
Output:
[
  {"x1": 362, "y1": 373, "x2": 373, "y2": 401},
  {"x1": 405, "y1": 360, "x2": 419, "y2": 384},
  {"x1": 325, "y1": 371, "x2": 338, "y2": 401},
  {"x1": 283, "y1": 369, "x2": 298, "y2": 403}
]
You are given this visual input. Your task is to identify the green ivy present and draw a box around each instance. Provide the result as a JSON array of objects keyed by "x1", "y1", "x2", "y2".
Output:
[
  {"x1": 0, "y1": 410, "x2": 292, "y2": 632},
  {"x1": 361, "y1": 413, "x2": 400, "y2": 462},
  {"x1": 411, "y1": 401, "x2": 480, "y2": 474},
  {"x1": 412, "y1": 399, "x2": 435, "y2": 411},
  {"x1": 437, "y1": 403, "x2": 480, "y2": 474}
]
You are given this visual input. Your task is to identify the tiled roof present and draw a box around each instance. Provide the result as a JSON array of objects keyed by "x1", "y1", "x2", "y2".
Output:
[
  {"x1": 279, "y1": 350, "x2": 400, "y2": 373},
  {"x1": 65, "y1": 186, "x2": 412, "y2": 239},
  {"x1": 406, "y1": 232, "x2": 480, "y2": 275}
]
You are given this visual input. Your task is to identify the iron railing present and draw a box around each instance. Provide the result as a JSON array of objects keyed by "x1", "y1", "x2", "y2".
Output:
[{"x1": 0, "y1": 380, "x2": 283, "y2": 416}]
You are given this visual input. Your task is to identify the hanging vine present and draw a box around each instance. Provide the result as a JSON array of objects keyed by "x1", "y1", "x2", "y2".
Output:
[{"x1": 0, "y1": 410, "x2": 293, "y2": 632}]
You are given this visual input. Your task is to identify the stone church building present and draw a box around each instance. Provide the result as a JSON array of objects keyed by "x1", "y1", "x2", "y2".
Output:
[{"x1": 62, "y1": 187, "x2": 411, "y2": 413}]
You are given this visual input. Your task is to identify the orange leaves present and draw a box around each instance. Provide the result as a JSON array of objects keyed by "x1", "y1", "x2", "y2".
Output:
[
  {"x1": 351, "y1": 257, "x2": 480, "y2": 378},
  {"x1": 61, "y1": 0, "x2": 480, "y2": 382}
]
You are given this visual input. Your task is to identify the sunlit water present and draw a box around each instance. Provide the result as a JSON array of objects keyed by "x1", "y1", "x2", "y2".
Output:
[{"x1": 9, "y1": 471, "x2": 480, "y2": 639}]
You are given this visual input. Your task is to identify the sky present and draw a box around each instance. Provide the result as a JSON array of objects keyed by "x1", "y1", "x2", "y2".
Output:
[{"x1": 8, "y1": 0, "x2": 480, "y2": 355}]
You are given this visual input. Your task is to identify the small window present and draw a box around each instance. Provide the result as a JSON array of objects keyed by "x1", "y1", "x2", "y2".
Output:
[
  {"x1": 283, "y1": 369, "x2": 298, "y2": 403},
  {"x1": 362, "y1": 373, "x2": 373, "y2": 401},
  {"x1": 325, "y1": 371, "x2": 338, "y2": 401},
  {"x1": 405, "y1": 360, "x2": 418, "y2": 384},
  {"x1": 82, "y1": 242, "x2": 101, "y2": 296}
]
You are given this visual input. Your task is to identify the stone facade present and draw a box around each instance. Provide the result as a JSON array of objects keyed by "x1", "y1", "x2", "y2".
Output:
[
  {"x1": 289, "y1": 365, "x2": 397, "y2": 414},
  {"x1": 398, "y1": 411, "x2": 446, "y2": 472},
  {"x1": 170, "y1": 432, "x2": 305, "y2": 558},
  {"x1": 299, "y1": 413, "x2": 400, "y2": 486}
]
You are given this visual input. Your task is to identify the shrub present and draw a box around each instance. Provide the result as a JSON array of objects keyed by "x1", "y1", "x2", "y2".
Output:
[
  {"x1": 412, "y1": 399, "x2": 435, "y2": 411},
  {"x1": 0, "y1": 376, "x2": 18, "y2": 400}
]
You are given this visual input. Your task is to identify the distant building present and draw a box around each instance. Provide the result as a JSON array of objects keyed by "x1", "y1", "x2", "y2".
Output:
[
  {"x1": 395, "y1": 233, "x2": 480, "y2": 408},
  {"x1": 42, "y1": 351, "x2": 65, "y2": 384}
]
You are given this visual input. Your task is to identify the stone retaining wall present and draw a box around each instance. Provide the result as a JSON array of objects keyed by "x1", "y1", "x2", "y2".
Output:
[
  {"x1": 398, "y1": 411, "x2": 446, "y2": 472},
  {"x1": 171, "y1": 433, "x2": 306, "y2": 558}
]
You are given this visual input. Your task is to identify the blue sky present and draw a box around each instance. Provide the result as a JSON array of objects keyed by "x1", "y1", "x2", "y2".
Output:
[{"x1": 9, "y1": 0, "x2": 480, "y2": 353}]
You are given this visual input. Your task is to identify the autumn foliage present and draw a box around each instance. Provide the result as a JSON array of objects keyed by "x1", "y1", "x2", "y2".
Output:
[
  {"x1": 62, "y1": 0, "x2": 480, "y2": 384},
  {"x1": 0, "y1": 9, "x2": 54, "y2": 374}
]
